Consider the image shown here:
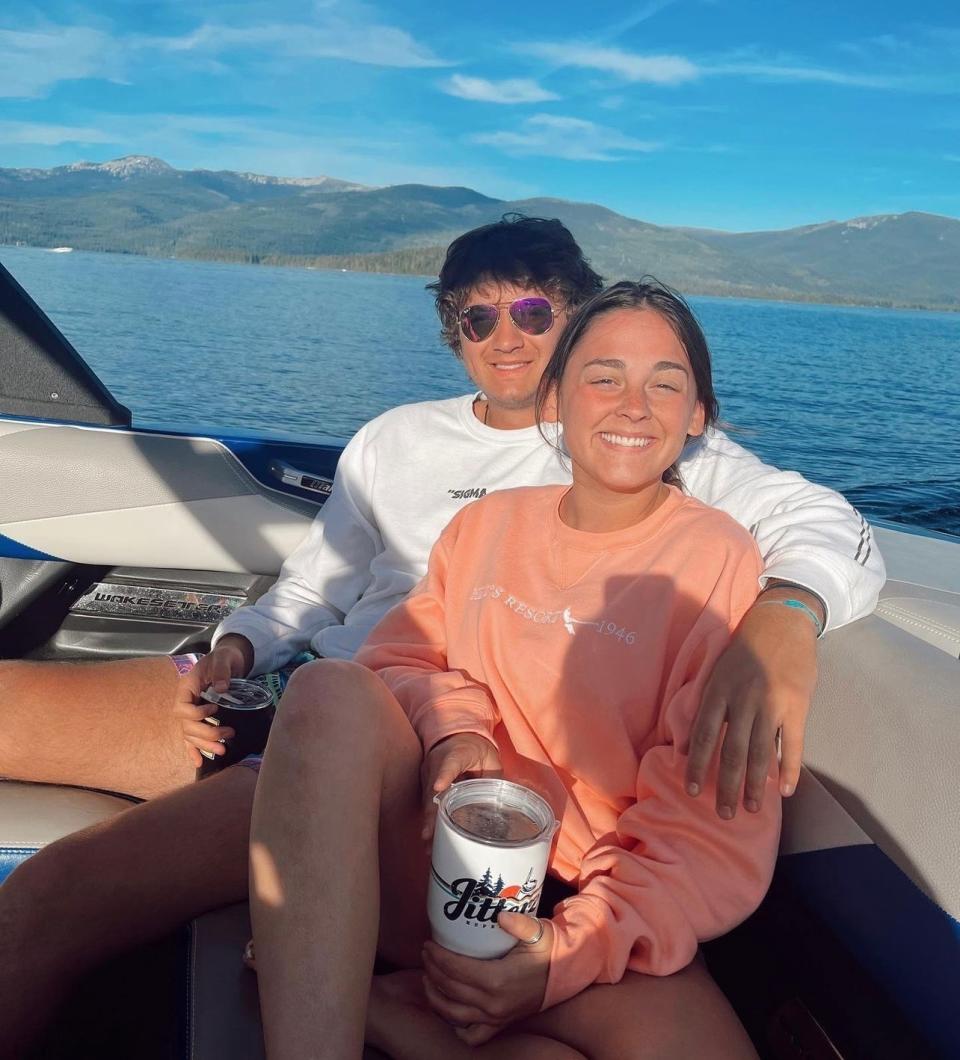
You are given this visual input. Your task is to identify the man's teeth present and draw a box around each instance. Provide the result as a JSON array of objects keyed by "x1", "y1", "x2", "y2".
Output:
[
  {"x1": 601, "y1": 433, "x2": 652, "y2": 448},
  {"x1": 493, "y1": 363, "x2": 527, "y2": 370}
]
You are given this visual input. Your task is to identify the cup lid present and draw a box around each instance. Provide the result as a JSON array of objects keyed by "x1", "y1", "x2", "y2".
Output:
[
  {"x1": 200, "y1": 678, "x2": 273, "y2": 710},
  {"x1": 436, "y1": 779, "x2": 556, "y2": 848}
]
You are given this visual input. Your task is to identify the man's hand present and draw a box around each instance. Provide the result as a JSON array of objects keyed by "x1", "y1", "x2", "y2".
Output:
[
  {"x1": 172, "y1": 635, "x2": 254, "y2": 768},
  {"x1": 420, "y1": 732, "x2": 501, "y2": 841},
  {"x1": 685, "y1": 589, "x2": 820, "y2": 817},
  {"x1": 421, "y1": 912, "x2": 552, "y2": 1045}
]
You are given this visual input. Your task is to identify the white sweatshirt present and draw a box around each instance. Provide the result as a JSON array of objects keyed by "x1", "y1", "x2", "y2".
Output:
[{"x1": 215, "y1": 394, "x2": 884, "y2": 674}]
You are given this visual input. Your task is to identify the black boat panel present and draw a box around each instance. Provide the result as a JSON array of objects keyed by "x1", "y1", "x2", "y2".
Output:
[{"x1": 0, "y1": 260, "x2": 130, "y2": 427}]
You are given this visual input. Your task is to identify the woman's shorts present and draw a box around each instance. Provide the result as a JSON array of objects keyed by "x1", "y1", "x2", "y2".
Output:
[{"x1": 172, "y1": 650, "x2": 317, "y2": 772}]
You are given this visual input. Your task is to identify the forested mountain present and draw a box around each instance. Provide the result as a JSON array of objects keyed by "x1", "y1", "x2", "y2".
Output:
[{"x1": 2, "y1": 156, "x2": 957, "y2": 309}]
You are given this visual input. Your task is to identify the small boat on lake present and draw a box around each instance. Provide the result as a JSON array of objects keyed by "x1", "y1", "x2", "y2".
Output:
[{"x1": 0, "y1": 260, "x2": 956, "y2": 1059}]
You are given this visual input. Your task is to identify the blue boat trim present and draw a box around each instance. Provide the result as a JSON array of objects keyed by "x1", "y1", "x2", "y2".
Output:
[
  {"x1": 0, "y1": 532, "x2": 60, "y2": 562},
  {"x1": 781, "y1": 844, "x2": 960, "y2": 1058},
  {"x1": 0, "y1": 847, "x2": 38, "y2": 885}
]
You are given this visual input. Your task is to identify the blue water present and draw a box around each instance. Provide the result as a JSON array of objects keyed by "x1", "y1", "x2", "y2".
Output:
[{"x1": 4, "y1": 246, "x2": 959, "y2": 536}]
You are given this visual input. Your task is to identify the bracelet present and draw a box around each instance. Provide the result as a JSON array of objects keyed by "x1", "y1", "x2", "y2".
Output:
[{"x1": 754, "y1": 597, "x2": 824, "y2": 638}]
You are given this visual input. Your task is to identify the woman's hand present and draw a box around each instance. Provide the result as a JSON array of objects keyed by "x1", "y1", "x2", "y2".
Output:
[
  {"x1": 421, "y1": 912, "x2": 552, "y2": 1045},
  {"x1": 685, "y1": 591, "x2": 819, "y2": 817},
  {"x1": 419, "y1": 732, "x2": 501, "y2": 841},
  {"x1": 172, "y1": 635, "x2": 253, "y2": 767}
]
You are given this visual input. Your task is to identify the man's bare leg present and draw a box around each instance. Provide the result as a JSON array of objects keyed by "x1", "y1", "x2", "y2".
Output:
[
  {"x1": 250, "y1": 659, "x2": 430, "y2": 1060},
  {"x1": 0, "y1": 656, "x2": 192, "y2": 798},
  {"x1": 0, "y1": 764, "x2": 256, "y2": 1058}
]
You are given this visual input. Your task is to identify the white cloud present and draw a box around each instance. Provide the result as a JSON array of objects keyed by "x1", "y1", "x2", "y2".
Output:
[
  {"x1": 471, "y1": 114, "x2": 662, "y2": 161},
  {"x1": 521, "y1": 43, "x2": 699, "y2": 84},
  {"x1": 21, "y1": 109, "x2": 537, "y2": 200},
  {"x1": 440, "y1": 75, "x2": 558, "y2": 104},
  {"x1": 709, "y1": 61, "x2": 898, "y2": 88},
  {"x1": 0, "y1": 120, "x2": 115, "y2": 146},
  {"x1": 146, "y1": 16, "x2": 450, "y2": 68},
  {"x1": 521, "y1": 40, "x2": 915, "y2": 91},
  {"x1": 0, "y1": 26, "x2": 121, "y2": 98}
]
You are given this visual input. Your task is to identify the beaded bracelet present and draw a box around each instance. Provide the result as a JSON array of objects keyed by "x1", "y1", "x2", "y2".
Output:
[{"x1": 754, "y1": 597, "x2": 824, "y2": 638}]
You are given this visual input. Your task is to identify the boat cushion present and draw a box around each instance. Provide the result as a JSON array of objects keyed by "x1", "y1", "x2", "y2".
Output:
[
  {"x1": 875, "y1": 582, "x2": 960, "y2": 657},
  {"x1": 0, "y1": 779, "x2": 134, "y2": 883}
]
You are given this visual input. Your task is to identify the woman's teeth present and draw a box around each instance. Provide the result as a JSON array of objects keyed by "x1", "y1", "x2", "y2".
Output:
[{"x1": 601, "y1": 433, "x2": 652, "y2": 448}]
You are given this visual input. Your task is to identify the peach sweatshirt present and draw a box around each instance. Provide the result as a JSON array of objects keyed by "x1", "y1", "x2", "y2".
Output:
[{"x1": 356, "y1": 484, "x2": 781, "y2": 1010}]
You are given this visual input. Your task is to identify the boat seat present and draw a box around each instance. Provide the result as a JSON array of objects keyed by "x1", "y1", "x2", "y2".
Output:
[
  {"x1": 0, "y1": 779, "x2": 135, "y2": 884},
  {"x1": 779, "y1": 612, "x2": 960, "y2": 1057},
  {"x1": 0, "y1": 778, "x2": 386, "y2": 1059},
  {"x1": 875, "y1": 578, "x2": 960, "y2": 658}
]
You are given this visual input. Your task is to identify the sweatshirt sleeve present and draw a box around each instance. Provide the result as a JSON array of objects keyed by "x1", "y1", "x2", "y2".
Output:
[
  {"x1": 544, "y1": 545, "x2": 780, "y2": 1010},
  {"x1": 678, "y1": 428, "x2": 884, "y2": 631},
  {"x1": 356, "y1": 512, "x2": 500, "y2": 753},
  {"x1": 212, "y1": 427, "x2": 382, "y2": 675}
]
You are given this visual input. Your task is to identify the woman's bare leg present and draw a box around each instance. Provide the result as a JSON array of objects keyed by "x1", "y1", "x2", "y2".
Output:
[
  {"x1": 366, "y1": 971, "x2": 586, "y2": 1060},
  {"x1": 0, "y1": 764, "x2": 256, "y2": 1057},
  {"x1": 518, "y1": 958, "x2": 758, "y2": 1060},
  {"x1": 0, "y1": 656, "x2": 191, "y2": 798},
  {"x1": 249, "y1": 659, "x2": 430, "y2": 1060}
]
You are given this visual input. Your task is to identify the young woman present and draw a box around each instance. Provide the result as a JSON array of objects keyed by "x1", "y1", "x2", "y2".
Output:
[{"x1": 248, "y1": 281, "x2": 781, "y2": 1059}]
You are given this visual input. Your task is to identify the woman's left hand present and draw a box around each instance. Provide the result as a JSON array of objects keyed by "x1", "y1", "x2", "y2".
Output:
[{"x1": 421, "y1": 912, "x2": 553, "y2": 1045}]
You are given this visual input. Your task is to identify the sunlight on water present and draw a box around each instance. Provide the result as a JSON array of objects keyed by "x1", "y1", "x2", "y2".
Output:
[{"x1": 4, "y1": 246, "x2": 959, "y2": 535}]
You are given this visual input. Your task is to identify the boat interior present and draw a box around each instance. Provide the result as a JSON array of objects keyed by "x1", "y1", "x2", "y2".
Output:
[{"x1": 1, "y1": 260, "x2": 958, "y2": 1059}]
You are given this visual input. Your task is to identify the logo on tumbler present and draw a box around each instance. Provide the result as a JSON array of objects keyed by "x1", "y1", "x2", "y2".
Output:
[{"x1": 432, "y1": 866, "x2": 541, "y2": 930}]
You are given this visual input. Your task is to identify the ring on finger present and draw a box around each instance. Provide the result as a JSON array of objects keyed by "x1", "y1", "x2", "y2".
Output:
[{"x1": 520, "y1": 917, "x2": 544, "y2": 945}]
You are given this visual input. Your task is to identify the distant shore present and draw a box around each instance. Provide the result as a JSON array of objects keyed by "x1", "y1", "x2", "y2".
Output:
[{"x1": 4, "y1": 241, "x2": 958, "y2": 314}]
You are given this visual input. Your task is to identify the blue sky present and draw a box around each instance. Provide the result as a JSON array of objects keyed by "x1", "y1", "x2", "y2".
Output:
[{"x1": 2, "y1": 1, "x2": 958, "y2": 230}]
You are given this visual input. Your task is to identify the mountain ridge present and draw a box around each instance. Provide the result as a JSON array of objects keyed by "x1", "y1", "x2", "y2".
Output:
[{"x1": 2, "y1": 156, "x2": 957, "y2": 310}]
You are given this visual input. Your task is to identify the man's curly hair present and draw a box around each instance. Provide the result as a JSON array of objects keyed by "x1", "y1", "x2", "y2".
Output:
[{"x1": 427, "y1": 215, "x2": 603, "y2": 357}]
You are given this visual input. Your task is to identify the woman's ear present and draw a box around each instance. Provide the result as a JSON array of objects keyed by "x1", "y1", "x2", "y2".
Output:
[{"x1": 687, "y1": 400, "x2": 706, "y2": 438}]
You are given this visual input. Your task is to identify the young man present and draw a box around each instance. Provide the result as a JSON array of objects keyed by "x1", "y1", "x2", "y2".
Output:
[{"x1": 0, "y1": 216, "x2": 883, "y2": 1054}]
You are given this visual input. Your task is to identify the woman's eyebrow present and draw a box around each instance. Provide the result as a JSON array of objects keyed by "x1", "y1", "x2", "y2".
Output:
[
  {"x1": 581, "y1": 357, "x2": 689, "y2": 373},
  {"x1": 582, "y1": 357, "x2": 626, "y2": 369}
]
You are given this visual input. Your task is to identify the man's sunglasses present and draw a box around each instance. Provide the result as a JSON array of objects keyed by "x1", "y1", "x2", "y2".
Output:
[{"x1": 458, "y1": 297, "x2": 556, "y2": 343}]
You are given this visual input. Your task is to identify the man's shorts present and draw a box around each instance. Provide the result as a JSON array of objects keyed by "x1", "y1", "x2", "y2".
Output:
[{"x1": 172, "y1": 651, "x2": 317, "y2": 772}]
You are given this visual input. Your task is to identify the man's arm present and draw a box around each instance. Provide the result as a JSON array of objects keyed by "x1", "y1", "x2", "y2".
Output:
[
  {"x1": 678, "y1": 429, "x2": 885, "y2": 814},
  {"x1": 212, "y1": 429, "x2": 382, "y2": 675},
  {"x1": 678, "y1": 428, "x2": 884, "y2": 630}
]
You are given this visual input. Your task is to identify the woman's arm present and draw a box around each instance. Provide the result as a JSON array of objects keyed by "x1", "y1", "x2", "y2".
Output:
[
  {"x1": 356, "y1": 512, "x2": 500, "y2": 754},
  {"x1": 546, "y1": 553, "x2": 781, "y2": 1010}
]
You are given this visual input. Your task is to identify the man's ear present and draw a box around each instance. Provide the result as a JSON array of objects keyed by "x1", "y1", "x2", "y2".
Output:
[{"x1": 687, "y1": 400, "x2": 706, "y2": 438}]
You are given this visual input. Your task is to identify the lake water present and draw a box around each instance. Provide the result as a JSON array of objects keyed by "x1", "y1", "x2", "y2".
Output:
[{"x1": 4, "y1": 245, "x2": 959, "y2": 536}]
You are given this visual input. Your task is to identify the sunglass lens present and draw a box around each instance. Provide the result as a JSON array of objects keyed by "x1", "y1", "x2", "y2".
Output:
[
  {"x1": 461, "y1": 304, "x2": 499, "y2": 343},
  {"x1": 510, "y1": 298, "x2": 553, "y2": 335}
]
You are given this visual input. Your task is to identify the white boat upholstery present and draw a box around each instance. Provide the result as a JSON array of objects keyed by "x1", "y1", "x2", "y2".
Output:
[
  {"x1": 0, "y1": 780, "x2": 133, "y2": 882},
  {"x1": 876, "y1": 582, "x2": 960, "y2": 657},
  {"x1": 805, "y1": 613, "x2": 959, "y2": 915},
  {"x1": 0, "y1": 420, "x2": 315, "y2": 575}
]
